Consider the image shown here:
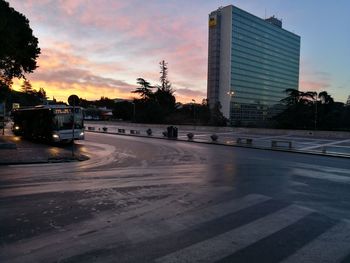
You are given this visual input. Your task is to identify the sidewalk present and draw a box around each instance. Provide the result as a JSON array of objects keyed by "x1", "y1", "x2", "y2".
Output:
[
  {"x1": 85, "y1": 123, "x2": 350, "y2": 159},
  {"x1": 0, "y1": 128, "x2": 87, "y2": 165}
]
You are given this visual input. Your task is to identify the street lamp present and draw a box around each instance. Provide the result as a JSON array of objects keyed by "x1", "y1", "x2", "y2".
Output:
[
  {"x1": 227, "y1": 91, "x2": 235, "y2": 97},
  {"x1": 227, "y1": 91, "x2": 235, "y2": 125}
]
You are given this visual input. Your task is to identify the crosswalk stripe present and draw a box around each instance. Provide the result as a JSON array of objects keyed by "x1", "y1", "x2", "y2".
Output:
[
  {"x1": 293, "y1": 168, "x2": 350, "y2": 184},
  {"x1": 162, "y1": 193, "x2": 270, "y2": 227},
  {"x1": 281, "y1": 221, "x2": 350, "y2": 263},
  {"x1": 155, "y1": 205, "x2": 313, "y2": 263},
  {"x1": 124, "y1": 193, "x2": 271, "y2": 242}
]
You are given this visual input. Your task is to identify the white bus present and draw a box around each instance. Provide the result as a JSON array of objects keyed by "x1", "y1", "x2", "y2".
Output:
[{"x1": 12, "y1": 105, "x2": 84, "y2": 143}]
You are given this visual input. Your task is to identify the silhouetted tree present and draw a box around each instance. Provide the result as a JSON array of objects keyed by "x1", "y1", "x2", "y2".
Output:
[
  {"x1": 318, "y1": 91, "x2": 334, "y2": 104},
  {"x1": 95, "y1": 96, "x2": 115, "y2": 109},
  {"x1": 0, "y1": 0, "x2": 40, "y2": 86},
  {"x1": 153, "y1": 60, "x2": 176, "y2": 119},
  {"x1": 133, "y1": 99, "x2": 164, "y2": 123},
  {"x1": 209, "y1": 102, "x2": 227, "y2": 126},
  {"x1": 275, "y1": 90, "x2": 350, "y2": 130},
  {"x1": 132, "y1": 78, "x2": 154, "y2": 100},
  {"x1": 159, "y1": 60, "x2": 172, "y2": 92},
  {"x1": 21, "y1": 79, "x2": 33, "y2": 94},
  {"x1": 113, "y1": 101, "x2": 133, "y2": 121}
]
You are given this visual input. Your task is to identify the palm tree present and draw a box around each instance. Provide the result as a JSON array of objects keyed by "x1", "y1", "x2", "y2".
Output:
[
  {"x1": 281, "y1": 88, "x2": 304, "y2": 105},
  {"x1": 318, "y1": 91, "x2": 334, "y2": 104}
]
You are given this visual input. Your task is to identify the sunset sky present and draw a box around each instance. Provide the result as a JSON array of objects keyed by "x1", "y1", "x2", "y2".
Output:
[{"x1": 7, "y1": 0, "x2": 350, "y2": 103}]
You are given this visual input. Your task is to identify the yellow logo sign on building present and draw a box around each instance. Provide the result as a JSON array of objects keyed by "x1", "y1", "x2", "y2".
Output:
[{"x1": 209, "y1": 17, "x2": 217, "y2": 27}]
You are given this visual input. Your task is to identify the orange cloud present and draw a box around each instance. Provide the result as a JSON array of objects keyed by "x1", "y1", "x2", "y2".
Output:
[{"x1": 12, "y1": 79, "x2": 134, "y2": 103}]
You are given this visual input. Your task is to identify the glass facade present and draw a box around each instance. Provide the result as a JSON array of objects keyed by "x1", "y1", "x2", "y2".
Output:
[
  {"x1": 207, "y1": 12, "x2": 221, "y2": 108},
  {"x1": 207, "y1": 5, "x2": 300, "y2": 126}
]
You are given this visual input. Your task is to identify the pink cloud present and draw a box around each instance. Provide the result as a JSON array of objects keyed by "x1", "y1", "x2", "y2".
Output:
[
  {"x1": 8, "y1": 0, "x2": 209, "y2": 102},
  {"x1": 300, "y1": 80, "x2": 330, "y2": 92}
]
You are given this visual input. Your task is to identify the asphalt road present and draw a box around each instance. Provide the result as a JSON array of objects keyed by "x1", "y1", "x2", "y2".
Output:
[{"x1": 1, "y1": 132, "x2": 350, "y2": 262}]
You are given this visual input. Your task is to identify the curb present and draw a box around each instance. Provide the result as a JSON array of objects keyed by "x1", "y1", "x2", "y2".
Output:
[
  {"x1": 0, "y1": 143, "x2": 17, "y2": 149},
  {"x1": 0, "y1": 155, "x2": 89, "y2": 166},
  {"x1": 86, "y1": 130, "x2": 350, "y2": 159}
]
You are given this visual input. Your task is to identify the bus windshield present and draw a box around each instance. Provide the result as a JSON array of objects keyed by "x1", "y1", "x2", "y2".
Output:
[{"x1": 53, "y1": 108, "x2": 83, "y2": 130}]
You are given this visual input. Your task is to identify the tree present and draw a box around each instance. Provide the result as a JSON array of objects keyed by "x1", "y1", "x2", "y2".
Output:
[
  {"x1": 37, "y1": 87, "x2": 47, "y2": 101},
  {"x1": 0, "y1": 0, "x2": 41, "y2": 86},
  {"x1": 21, "y1": 79, "x2": 33, "y2": 94},
  {"x1": 112, "y1": 101, "x2": 133, "y2": 121},
  {"x1": 281, "y1": 88, "x2": 318, "y2": 106},
  {"x1": 346, "y1": 95, "x2": 350, "y2": 107},
  {"x1": 154, "y1": 60, "x2": 176, "y2": 118},
  {"x1": 132, "y1": 78, "x2": 154, "y2": 100},
  {"x1": 209, "y1": 102, "x2": 228, "y2": 126},
  {"x1": 281, "y1": 88, "x2": 302, "y2": 106},
  {"x1": 318, "y1": 91, "x2": 334, "y2": 104},
  {"x1": 159, "y1": 60, "x2": 172, "y2": 92}
]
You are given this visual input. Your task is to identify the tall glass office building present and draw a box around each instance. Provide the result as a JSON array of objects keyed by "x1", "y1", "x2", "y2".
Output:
[{"x1": 207, "y1": 5, "x2": 300, "y2": 125}]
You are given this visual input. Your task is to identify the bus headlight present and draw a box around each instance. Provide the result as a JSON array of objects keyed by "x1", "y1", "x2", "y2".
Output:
[
  {"x1": 14, "y1": 126, "x2": 20, "y2": 130},
  {"x1": 52, "y1": 134, "x2": 60, "y2": 140}
]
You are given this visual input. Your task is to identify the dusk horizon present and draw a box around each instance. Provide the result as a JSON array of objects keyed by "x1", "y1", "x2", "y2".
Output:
[{"x1": 7, "y1": 0, "x2": 350, "y2": 103}]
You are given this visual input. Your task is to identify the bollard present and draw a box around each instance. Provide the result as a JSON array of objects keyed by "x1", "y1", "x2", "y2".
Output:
[
  {"x1": 173, "y1": 127, "x2": 178, "y2": 138},
  {"x1": 211, "y1": 134, "x2": 218, "y2": 142},
  {"x1": 187, "y1": 133, "x2": 194, "y2": 140},
  {"x1": 146, "y1": 129, "x2": 152, "y2": 136}
]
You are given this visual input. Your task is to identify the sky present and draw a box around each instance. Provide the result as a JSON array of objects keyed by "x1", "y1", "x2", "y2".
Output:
[{"x1": 7, "y1": 0, "x2": 350, "y2": 103}]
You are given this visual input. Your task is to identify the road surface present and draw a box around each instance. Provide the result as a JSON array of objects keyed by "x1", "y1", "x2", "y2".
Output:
[{"x1": 1, "y1": 132, "x2": 350, "y2": 262}]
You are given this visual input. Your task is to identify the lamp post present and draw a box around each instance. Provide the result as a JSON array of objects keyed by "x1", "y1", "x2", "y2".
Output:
[{"x1": 227, "y1": 91, "x2": 235, "y2": 125}]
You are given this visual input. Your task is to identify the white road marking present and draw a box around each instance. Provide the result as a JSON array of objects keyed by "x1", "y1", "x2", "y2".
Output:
[
  {"x1": 293, "y1": 168, "x2": 350, "y2": 184},
  {"x1": 0, "y1": 194, "x2": 270, "y2": 263},
  {"x1": 123, "y1": 194, "x2": 271, "y2": 243},
  {"x1": 300, "y1": 138, "x2": 350, "y2": 150},
  {"x1": 156, "y1": 205, "x2": 313, "y2": 263},
  {"x1": 281, "y1": 221, "x2": 350, "y2": 263}
]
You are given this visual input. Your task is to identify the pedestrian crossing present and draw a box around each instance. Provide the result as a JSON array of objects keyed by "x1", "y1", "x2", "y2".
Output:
[
  {"x1": 2, "y1": 193, "x2": 350, "y2": 263},
  {"x1": 112, "y1": 193, "x2": 350, "y2": 263},
  {"x1": 156, "y1": 205, "x2": 313, "y2": 263}
]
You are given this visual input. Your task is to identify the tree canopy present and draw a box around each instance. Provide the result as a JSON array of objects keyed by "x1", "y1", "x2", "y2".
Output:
[
  {"x1": 275, "y1": 89, "x2": 350, "y2": 130},
  {"x1": 0, "y1": 0, "x2": 40, "y2": 86}
]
